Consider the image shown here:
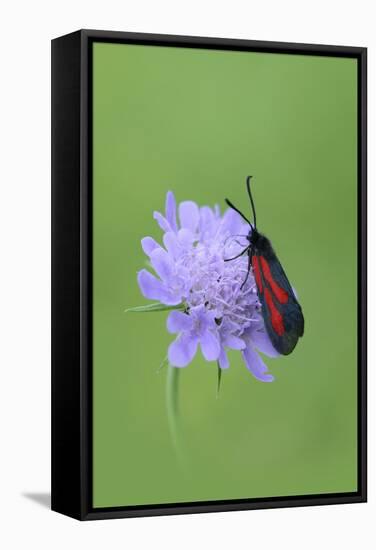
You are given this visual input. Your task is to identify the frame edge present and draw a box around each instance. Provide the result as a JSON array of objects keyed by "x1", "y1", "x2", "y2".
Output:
[
  {"x1": 52, "y1": 29, "x2": 367, "y2": 521},
  {"x1": 51, "y1": 29, "x2": 84, "y2": 520}
]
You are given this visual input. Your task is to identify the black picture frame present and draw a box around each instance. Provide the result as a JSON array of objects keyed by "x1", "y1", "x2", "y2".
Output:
[{"x1": 51, "y1": 29, "x2": 367, "y2": 520}]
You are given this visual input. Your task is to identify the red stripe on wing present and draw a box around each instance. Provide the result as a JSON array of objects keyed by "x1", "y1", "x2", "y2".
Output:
[
  {"x1": 264, "y1": 287, "x2": 285, "y2": 336},
  {"x1": 260, "y1": 256, "x2": 288, "y2": 304},
  {"x1": 252, "y1": 256, "x2": 263, "y2": 293}
]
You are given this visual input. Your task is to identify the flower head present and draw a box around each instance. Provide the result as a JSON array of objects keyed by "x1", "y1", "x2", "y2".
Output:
[{"x1": 138, "y1": 191, "x2": 279, "y2": 382}]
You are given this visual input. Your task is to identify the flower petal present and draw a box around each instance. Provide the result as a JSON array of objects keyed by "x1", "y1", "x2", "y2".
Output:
[
  {"x1": 199, "y1": 206, "x2": 216, "y2": 239},
  {"x1": 137, "y1": 270, "x2": 180, "y2": 305},
  {"x1": 168, "y1": 333, "x2": 198, "y2": 367},
  {"x1": 165, "y1": 191, "x2": 178, "y2": 232},
  {"x1": 222, "y1": 207, "x2": 249, "y2": 236},
  {"x1": 177, "y1": 228, "x2": 195, "y2": 248},
  {"x1": 150, "y1": 248, "x2": 175, "y2": 282},
  {"x1": 218, "y1": 348, "x2": 230, "y2": 369},
  {"x1": 200, "y1": 329, "x2": 220, "y2": 362},
  {"x1": 163, "y1": 231, "x2": 181, "y2": 259},
  {"x1": 248, "y1": 326, "x2": 279, "y2": 358},
  {"x1": 189, "y1": 304, "x2": 215, "y2": 333},
  {"x1": 141, "y1": 236, "x2": 160, "y2": 257},
  {"x1": 242, "y1": 345, "x2": 274, "y2": 382},
  {"x1": 167, "y1": 310, "x2": 193, "y2": 334},
  {"x1": 223, "y1": 334, "x2": 246, "y2": 350},
  {"x1": 179, "y1": 201, "x2": 199, "y2": 233},
  {"x1": 153, "y1": 211, "x2": 171, "y2": 233}
]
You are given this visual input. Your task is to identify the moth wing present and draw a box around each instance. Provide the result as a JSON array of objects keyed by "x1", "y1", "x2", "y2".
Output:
[
  {"x1": 254, "y1": 252, "x2": 304, "y2": 355},
  {"x1": 267, "y1": 254, "x2": 304, "y2": 337}
]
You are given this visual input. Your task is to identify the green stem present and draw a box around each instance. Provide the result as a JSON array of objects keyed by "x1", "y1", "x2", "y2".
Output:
[{"x1": 166, "y1": 365, "x2": 186, "y2": 469}]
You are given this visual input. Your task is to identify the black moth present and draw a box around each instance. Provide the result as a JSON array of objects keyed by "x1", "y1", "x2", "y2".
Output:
[{"x1": 225, "y1": 176, "x2": 304, "y2": 355}]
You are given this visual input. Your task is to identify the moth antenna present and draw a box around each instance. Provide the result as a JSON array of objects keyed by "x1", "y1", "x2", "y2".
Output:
[
  {"x1": 225, "y1": 198, "x2": 253, "y2": 229},
  {"x1": 246, "y1": 176, "x2": 257, "y2": 230}
]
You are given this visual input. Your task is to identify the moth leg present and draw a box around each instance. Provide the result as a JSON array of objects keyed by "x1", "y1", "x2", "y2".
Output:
[
  {"x1": 240, "y1": 249, "x2": 253, "y2": 289},
  {"x1": 224, "y1": 234, "x2": 249, "y2": 247},
  {"x1": 224, "y1": 246, "x2": 249, "y2": 262}
]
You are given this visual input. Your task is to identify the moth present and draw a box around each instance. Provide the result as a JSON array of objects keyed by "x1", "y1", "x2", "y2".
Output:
[{"x1": 225, "y1": 176, "x2": 304, "y2": 355}]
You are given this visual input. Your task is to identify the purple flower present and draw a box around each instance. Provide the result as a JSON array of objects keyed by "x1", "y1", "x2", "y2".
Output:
[
  {"x1": 167, "y1": 305, "x2": 220, "y2": 367},
  {"x1": 137, "y1": 191, "x2": 279, "y2": 382}
]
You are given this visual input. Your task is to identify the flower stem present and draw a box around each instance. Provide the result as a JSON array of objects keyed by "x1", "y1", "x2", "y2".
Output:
[{"x1": 166, "y1": 365, "x2": 186, "y2": 470}]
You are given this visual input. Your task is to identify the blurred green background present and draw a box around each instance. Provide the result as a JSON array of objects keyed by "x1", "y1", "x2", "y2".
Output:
[{"x1": 92, "y1": 42, "x2": 358, "y2": 508}]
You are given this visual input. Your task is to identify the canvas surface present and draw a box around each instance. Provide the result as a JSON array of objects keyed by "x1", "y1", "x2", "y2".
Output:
[{"x1": 92, "y1": 42, "x2": 357, "y2": 507}]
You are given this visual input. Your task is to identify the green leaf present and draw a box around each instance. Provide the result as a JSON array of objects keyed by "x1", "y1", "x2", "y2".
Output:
[
  {"x1": 124, "y1": 302, "x2": 184, "y2": 313},
  {"x1": 157, "y1": 355, "x2": 169, "y2": 373},
  {"x1": 217, "y1": 362, "x2": 222, "y2": 398}
]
